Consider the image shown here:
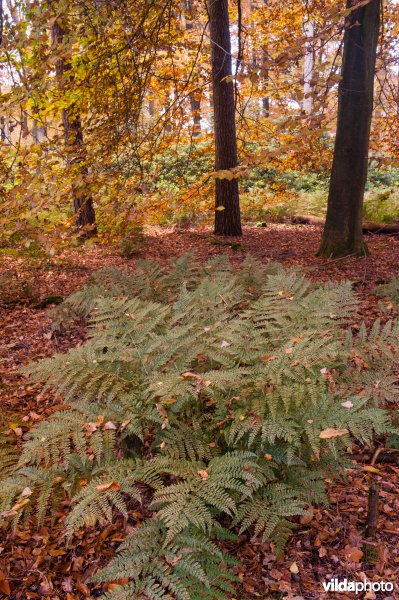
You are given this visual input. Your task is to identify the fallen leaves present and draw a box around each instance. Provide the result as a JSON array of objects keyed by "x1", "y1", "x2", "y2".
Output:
[
  {"x1": 289, "y1": 561, "x2": 299, "y2": 574},
  {"x1": 0, "y1": 570, "x2": 11, "y2": 596},
  {"x1": 2, "y1": 228, "x2": 399, "y2": 598},
  {"x1": 342, "y1": 545, "x2": 364, "y2": 563},
  {"x1": 319, "y1": 428, "x2": 349, "y2": 439},
  {"x1": 363, "y1": 465, "x2": 380, "y2": 474},
  {"x1": 95, "y1": 482, "x2": 121, "y2": 492},
  {"x1": 341, "y1": 400, "x2": 354, "y2": 409}
]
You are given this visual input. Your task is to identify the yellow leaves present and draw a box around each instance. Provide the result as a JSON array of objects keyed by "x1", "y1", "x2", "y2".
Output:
[
  {"x1": 362, "y1": 465, "x2": 380, "y2": 474},
  {"x1": 289, "y1": 562, "x2": 299, "y2": 574},
  {"x1": 211, "y1": 166, "x2": 250, "y2": 181},
  {"x1": 319, "y1": 428, "x2": 349, "y2": 439},
  {"x1": 161, "y1": 398, "x2": 177, "y2": 406}
]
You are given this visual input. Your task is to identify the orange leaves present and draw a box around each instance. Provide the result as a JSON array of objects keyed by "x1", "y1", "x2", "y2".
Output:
[
  {"x1": 342, "y1": 545, "x2": 364, "y2": 563},
  {"x1": 0, "y1": 571, "x2": 11, "y2": 596},
  {"x1": 95, "y1": 482, "x2": 121, "y2": 492}
]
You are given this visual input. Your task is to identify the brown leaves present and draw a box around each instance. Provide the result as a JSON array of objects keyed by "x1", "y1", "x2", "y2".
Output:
[
  {"x1": 95, "y1": 482, "x2": 121, "y2": 492},
  {"x1": 2, "y1": 229, "x2": 399, "y2": 600},
  {"x1": 342, "y1": 545, "x2": 364, "y2": 563},
  {"x1": 0, "y1": 571, "x2": 11, "y2": 596}
]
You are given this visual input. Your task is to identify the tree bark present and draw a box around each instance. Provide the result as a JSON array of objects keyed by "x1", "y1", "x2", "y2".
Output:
[
  {"x1": 303, "y1": 21, "x2": 315, "y2": 114},
  {"x1": 185, "y1": 0, "x2": 202, "y2": 137},
  {"x1": 0, "y1": 0, "x2": 3, "y2": 142},
  {"x1": 208, "y1": 0, "x2": 242, "y2": 236},
  {"x1": 317, "y1": 0, "x2": 380, "y2": 258},
  {"x1": 50, "y1": 17, "x2": 96, "y2": 235}
]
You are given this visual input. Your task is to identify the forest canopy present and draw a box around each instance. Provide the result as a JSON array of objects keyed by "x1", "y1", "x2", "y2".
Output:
[{"x1": 0, "y1": 0, "x2": 398, "y2": 255}]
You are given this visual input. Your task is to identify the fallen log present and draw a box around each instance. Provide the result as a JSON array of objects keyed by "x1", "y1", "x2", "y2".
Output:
[
  {"x1": 291, "y1": 214, "x2": 325, "y2": 226},
  {"x1": 348, "y1": 450, "x2": 399, "y2": 465},
  {"x1": 291, "y1": 214, "x2": 399, "y2": 235}
]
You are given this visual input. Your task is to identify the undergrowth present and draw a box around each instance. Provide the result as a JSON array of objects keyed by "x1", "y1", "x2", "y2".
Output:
[{"x1": 0, "y1": 253, "x2": 398, "y2": 599}]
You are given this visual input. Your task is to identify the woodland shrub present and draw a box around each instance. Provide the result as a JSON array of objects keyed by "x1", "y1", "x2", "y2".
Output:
[{"x1": 1, "y1": 254, "x2": 398, "y2": 599}]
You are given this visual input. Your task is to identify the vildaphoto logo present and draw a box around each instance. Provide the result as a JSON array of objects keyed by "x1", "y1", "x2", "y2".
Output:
[{"x1": 322, "y1": 578, "x2": 395, "y2": 595}]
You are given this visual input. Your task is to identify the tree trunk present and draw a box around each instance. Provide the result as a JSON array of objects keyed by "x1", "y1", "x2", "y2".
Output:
[
  {"x1": 208, "y1": 0, "x2": 242, "y2": 236},
  {"x1": 261, "y1": 0, "x2": 270, "y2": 117},
  {"x1": 0, "y1": 0, "x2": 3, "y2": 142},
  {"x1": 185, "y1": 0, "x2": 202, "y2": 137},
  {"x1": 317, "y1": 0, "x2": 380, "y2": 258},
  {"x1": 189, "y1": 93, "x2": 202, "y2": 137},
  {"x1": 0, "y1": 0, "x2": 3, "y2": 46},
  {"x1": 50, "y1": 18, "x2": 96, "y2": 235},
  {"x1": 303, "y1": 21, "x2": 315, "y2": 114}
]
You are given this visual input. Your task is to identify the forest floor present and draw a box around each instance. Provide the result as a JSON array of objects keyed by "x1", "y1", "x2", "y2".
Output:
[{"x1": 1, "y1": 224, "x2": 399, "y2": 600}]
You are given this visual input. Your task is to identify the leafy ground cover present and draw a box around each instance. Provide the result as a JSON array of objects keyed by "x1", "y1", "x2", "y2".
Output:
[{"x1": 1, "y1": 225, "x2": 399, "y2": 600}]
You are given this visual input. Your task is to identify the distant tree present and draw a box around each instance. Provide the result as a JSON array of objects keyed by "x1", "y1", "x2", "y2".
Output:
[
  {"x1": 185, "y1": 0, "x2": 202, "y2": 137},
  {"x1": 0, "y1": 0, "x2": 3, "y2": 45},
  {"x1": 0, "y1": 0, "x2": 3, "y2": 143},
  {"x1": 317, "y1": 0, "x2": 381, "y2": 258},
  {"x1": 208, "y1": 0, "x2": 242, "y2": 236},
  {"x1": 50, "y1": 9, "x2": 96, "y2": 235},
  {"x1": 302, "y1": 20, "x2": 315, "y2": 114}
]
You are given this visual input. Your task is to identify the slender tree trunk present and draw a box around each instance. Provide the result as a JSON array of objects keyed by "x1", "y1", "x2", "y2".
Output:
[
  {"x1": 0, "y1": 0, "x2": 3, "y2": 143},
  {"x1": 50, "y1": 17, "x2": 96, "y2": 235},
  {"x1": 303, "y1": 21, "x2": 315, "y2": 114},
  {"x1": 208, "y1": 0, "x2": 242, "y2": 236},
  {"x1": 317, "y1": 0, "x2": 380, "y2": 258},
  {"x1": 261, "y1": 59, "x2": 270, "y2": 117},
  {"x1": 261, "y1": 0, "x2": 270, "y2": 117},
  {"x1": 189, "y1": 93, "x2": 202, "y2": 137},
  {"x1": 185, "y1": 0, "x2": 202, "y2": 137},
  {"x1": 0, "y1": 0, "x2": 3, "y2": 46}
]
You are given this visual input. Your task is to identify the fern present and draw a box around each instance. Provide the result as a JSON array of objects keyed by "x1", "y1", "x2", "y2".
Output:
[
  {"x1": 1, "y1": 254, "x2": 398, "y2": 599},
  {"x1": 92, "y1": 519, "x2": 237, "y2": 600}
]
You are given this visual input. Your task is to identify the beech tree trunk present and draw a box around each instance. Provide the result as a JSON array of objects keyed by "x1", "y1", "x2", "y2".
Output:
[
  {"x1": 261, "y1": 0, "x2": 270, "y2": 117},
  {"x1": 185, "y1": 0, "x2": 202, "y2": 137},
  {"x1": 51, "y1": 18, "x2": 96, "y2": 235},
  {"x1": 208, "y1": 0, "x2": 242, "y2": 236},
  {"x1": 0, "y1": 0, "x2": 3, "y2": 142},
  {"x1": 303, "y1": 21, "x2": 315, "y2": 114},
  {"x1": 0, "y1": 0, "x2": 3, "y2": 46},
  {"x1": 317, "y1": 0, "x2": 380, "y2": 258}
]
